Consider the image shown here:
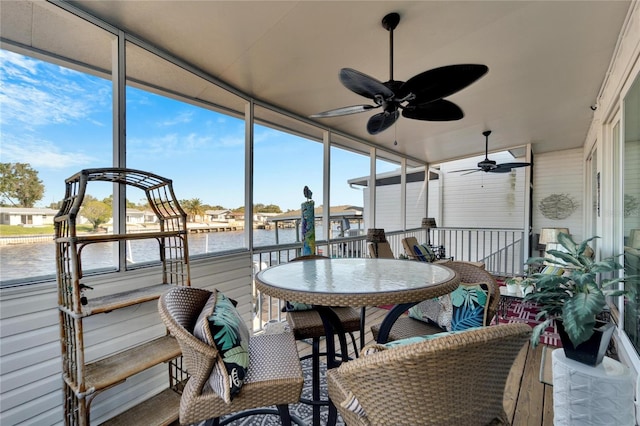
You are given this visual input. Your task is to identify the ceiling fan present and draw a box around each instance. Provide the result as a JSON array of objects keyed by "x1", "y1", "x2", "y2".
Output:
[
  {"x1": 309, "y1": 12, "x2": 489, "y2": 135},
  {"x1": 450, "y1": 130, "x2": 532, "y2": 174}
]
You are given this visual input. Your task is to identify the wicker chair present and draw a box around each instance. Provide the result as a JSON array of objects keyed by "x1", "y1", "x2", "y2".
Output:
[
  {"x1": 327, "y1": 323, "x2": 531, "y2": 426},
  {"x1": 285, "y1": 254, "x2": 362, "y2": 423},
  {"x1": 371, "y1": 261, "x2": 501, "y2": 343},
  {"x1": 158, "y1": 287, "x2": 304, "y2": 426}
]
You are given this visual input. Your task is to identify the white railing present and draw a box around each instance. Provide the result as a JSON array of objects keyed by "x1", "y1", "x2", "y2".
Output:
[
  {"x1": 251, "y1": 227, "x2": 526, "y2": 331},
  {"x1": 430, "y1": 227, "x2": 526, "y2": 277}
]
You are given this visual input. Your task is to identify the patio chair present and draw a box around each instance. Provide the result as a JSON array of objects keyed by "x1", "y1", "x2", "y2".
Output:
[
  {"x1": 327, "y1": 323, "x2": 531, "y2": 426},
  {"x1": 402, "y1": 236, "x2": 485, "y2": 268},
  {"x1": 371, "y1": 261, "x2": 501, "y2": 342},
  {"x1": 401, "y1": 236, "x2": 422, "y2": 261},
  {"x1": 367, "y1": 241, "x2": 395, "y2": 258},
  {"x1": 285, "y1": 254, "x2": 362, "y2": 422},
  {"x1": 158, "y1": 287, "x2": 304, "y2": 426}
]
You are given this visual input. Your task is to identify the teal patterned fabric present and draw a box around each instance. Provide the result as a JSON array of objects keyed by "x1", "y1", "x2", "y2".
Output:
[
  {"x1": 194, "y1": 290, "x2": 250, "y2": 403},
  {"x1": 408, "y1": 283, "x2": 490, "y2": 331},
  {"x1": 283, "y1": 301, "x2": 314, "y2": 311},
  {"x1": 450, "y1": 283, "x2": 489, "y2": 331},
  {"x1": 208, "y1": 292, "x2": 250, "y2": 401}
]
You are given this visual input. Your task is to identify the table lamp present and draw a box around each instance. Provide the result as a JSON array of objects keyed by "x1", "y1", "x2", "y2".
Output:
[
  {"x1": 539, "y1": 227, "x2": 570, "y2": 264},
  {"x1": 366, "y1": 228, "x2": 387, "y2": 258},
  {"x1": 539, "y1": 227, "x2": 570, "y2": 246},
  {"x1": 422, "y1": 217, "x2": 437, "y2": 245}
]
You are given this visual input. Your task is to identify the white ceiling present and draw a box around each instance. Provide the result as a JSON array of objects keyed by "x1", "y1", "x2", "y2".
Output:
[{"x1": 11, "y1": 1, "x2": 633, "y2": 165}]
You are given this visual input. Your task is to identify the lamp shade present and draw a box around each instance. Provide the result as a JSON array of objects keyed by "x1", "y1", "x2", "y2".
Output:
[
  {"x1": 366, "y1": 228, "x2": 387, "y2": 243},
  {"x1": 422, "y1": 218, "x2": 437, "y2": 229},
  {"x1": 629, "y1": 229, "x2": 640, "y2": 249},
  {"x1": 539, "y1": 227, "x2": 570, "y2": 245}
]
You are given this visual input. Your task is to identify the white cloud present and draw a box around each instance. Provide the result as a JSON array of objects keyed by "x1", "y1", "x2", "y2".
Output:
[
  {"x1": 218, "y1": 134, "x2": 244, "y2": 147},
  {"x1": 0, "y1": 50, "x2": 110, "y2": 127},
  {"x1": 128, "y1": 131, "x2": 215, "y2": 157},
  {"x1": 157, "y1": 111, "x2": 194, "y2": 126},
  {"x1": 1, "y1": 135, "x2": 97, "y2": 169}
]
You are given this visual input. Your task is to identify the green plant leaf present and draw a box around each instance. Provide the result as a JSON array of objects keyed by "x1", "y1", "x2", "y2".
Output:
[
  {"x1": 530, "y1": 318, "x2": 554, "y2": 347},
  {"x1": 576, "y1": 235, "x2": 599, "y2": 255},
  {"x1": 557, "y1": 232, "x2": 577, "y2": 252},
  {"x1": 546, "y1": 250, "x2": 583, "y2": 267},
  {"x1": 562, "y1": 287, "x2": 604, "y2": 346}
]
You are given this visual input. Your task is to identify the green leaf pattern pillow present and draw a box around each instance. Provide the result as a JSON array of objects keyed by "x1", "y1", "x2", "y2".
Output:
[
  {"x1": 450, "y1": 283, "x2": 489, "y2": 331},
  {"x1": 408, "y1": 282, "x2": 490, "y2": 331},
  {"x1": 208, "y1": 292, "x2": 250, "y2": 401}
]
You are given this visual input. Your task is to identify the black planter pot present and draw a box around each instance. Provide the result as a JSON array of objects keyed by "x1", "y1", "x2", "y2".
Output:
[{"x1": 556, "y1": 319, "x2": 615, "y2": 366}]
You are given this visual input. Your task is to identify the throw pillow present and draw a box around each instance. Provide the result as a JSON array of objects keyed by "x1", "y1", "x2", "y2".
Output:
[
  {"x1": 450, "y1": 283, "x2": 490, "y2": 331},
  {"x1": 413, "y1": 244, "x2": 436, "y2": 262},
  {"x1": 193, "y1": 290, "x2": 250, "y2": 403},
  {"x1": 408, "y1": 282, "x2": 490, "y2": 331},
  {"x1": 408, "y1": 294, "x2": 453, "y2": 330},
  {"x1": 361, "y1": 326, "x2": 485, "y2": 357},
  {"x1": 540, "y1": 265, "x2": 564, "y2": 276},
  {"x1": 282, "y1": 301, "x2": 313, "y2": 312}
]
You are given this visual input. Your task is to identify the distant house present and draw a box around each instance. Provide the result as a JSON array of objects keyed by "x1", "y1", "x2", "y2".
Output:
[
  {"x1": 254, "y1": 212, "x2": 279, "y2": 223},
  {"x1": 143, "y1": 211, "x2": 158, "y2": 223},
  {"x1": 268, "y1": 205, "x2": 364, "y2": 238},
  {"x1": 0, "y1": 207, "x2": 162, "y2": 228},
  {"x1": 227, "y1": 211, "x2": 245, "y2": 222},
  {"x1": 0, "y1": 207, "x2": 59, "y2": 226},
  {"x1": 205, "y1": 209, "x2": 232, "y2": 222},
  {"x1": 125, "y1": 209, "x2": 145, "y2": 225}
]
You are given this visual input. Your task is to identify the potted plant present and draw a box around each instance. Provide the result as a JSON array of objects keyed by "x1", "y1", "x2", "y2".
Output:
[
  {"x1": 505, "y1": 276, "x2": 522, "y2": 295},
  {"x1": 524, "y1": 232, "x2": 631, "y2": 366}
]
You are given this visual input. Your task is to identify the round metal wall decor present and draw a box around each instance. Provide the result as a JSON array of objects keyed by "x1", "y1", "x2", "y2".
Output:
[{"x1": 538, "y1": 193, "x2": 578, "y2": 220}]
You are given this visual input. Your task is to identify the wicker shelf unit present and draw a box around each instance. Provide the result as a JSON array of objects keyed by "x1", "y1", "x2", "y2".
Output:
[{"x1": 55, "y1": 168, "x2": 191, "y2": 425}]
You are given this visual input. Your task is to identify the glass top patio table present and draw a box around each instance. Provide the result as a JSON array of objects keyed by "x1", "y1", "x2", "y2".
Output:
[
  {"x1": 255, "y1": 258, "x2": 459, "y2": 308},
  {"x1": 256, "y1": 258, "x2": 460, "y2": 348}
]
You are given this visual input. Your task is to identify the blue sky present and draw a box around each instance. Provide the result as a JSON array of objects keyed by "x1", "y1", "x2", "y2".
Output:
[{"x1": 1, "y1": 49, "x2": 399, "y2": 211}]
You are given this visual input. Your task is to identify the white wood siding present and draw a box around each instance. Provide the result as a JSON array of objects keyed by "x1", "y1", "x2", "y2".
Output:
[
  {"x1": 374, "y1": 184, "x2": 402, "y2": 231},
  {"x1": 438, "y1": 152, "x2": 527, "y2": 229},
  {"x1": 532, "y1": 148, "x2": 584, "y2": 242},
  {"x1": 0, "y1": 252, "x2": 253, "y2": 425}
]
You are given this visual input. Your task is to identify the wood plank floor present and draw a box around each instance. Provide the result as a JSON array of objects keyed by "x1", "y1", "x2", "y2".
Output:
[{"x1": 294, "y1": 307, "x2": 555, "y2": 425}]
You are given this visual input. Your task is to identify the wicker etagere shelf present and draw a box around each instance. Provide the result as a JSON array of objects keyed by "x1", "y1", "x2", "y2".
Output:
[{"x1": 55, "y1": 168, "x2": 191, "y2": 425}]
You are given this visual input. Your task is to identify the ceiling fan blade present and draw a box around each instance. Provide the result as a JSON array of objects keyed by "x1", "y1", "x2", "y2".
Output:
[
  {"x1": 340, "y1": 68, "x2": 395, "y2": 100},
  {"x1": 367, "y1": 110, "x2": 399, "y2": 135},
  {"x1": 401, "y1": 64, "x2": 489, "y2": 104},
  {"x1": 499, "y1": 162, "x2": 532, "y2": 169},
  {"x1": 402, "y1": 99, "x2": 463, "y2": 121},
  {"x1": 449, "y1": 168, "x2": 480, "y2": 173},
  {"x1": 489, "y1": 162, "x2": 532, "y2": 173},
  {"x1": 309, "y1": 104, "x2": 378, "y2": 118},
  {"x1": 488, "y1": 167, "x2": 513, "y2": 173}
]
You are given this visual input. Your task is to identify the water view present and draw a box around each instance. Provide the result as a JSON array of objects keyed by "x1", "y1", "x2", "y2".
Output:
[{"x1": 0, "y1": 228, "x2": 302, "y2": 283}]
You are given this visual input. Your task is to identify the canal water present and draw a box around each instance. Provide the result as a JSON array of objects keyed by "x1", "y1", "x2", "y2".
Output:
[{"x1": 0, "y1": 228, "x2": 301, "y2": 283}]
